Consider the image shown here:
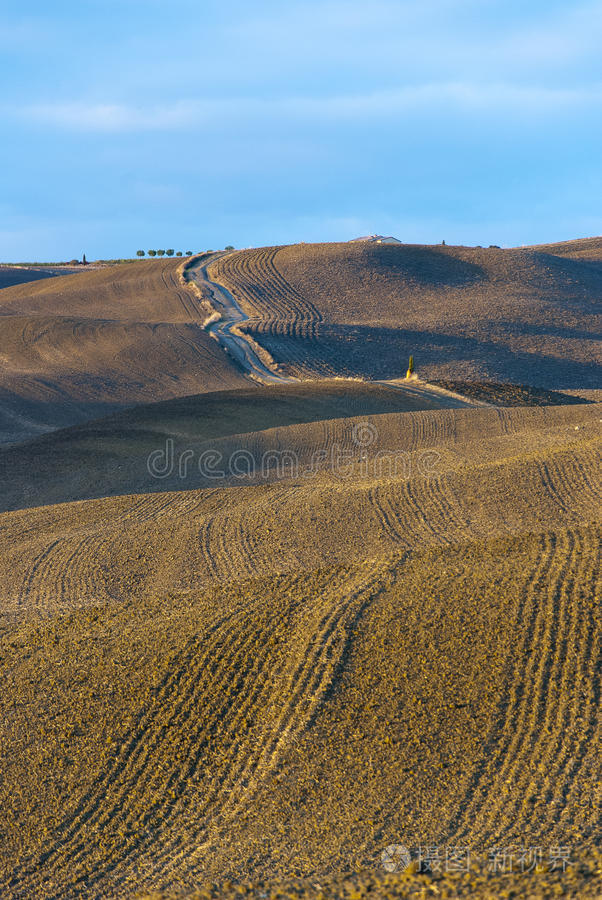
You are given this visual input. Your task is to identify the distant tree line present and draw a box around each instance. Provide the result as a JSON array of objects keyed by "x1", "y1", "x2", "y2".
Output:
[{"x1": 136, "y1": 246, "x2": 235, "y2": 259}]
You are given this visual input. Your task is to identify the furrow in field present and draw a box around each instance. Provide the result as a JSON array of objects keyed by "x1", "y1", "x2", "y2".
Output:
[
  {"x1": 197, "y1": 516, "x2": 220, "y2": 578},
  {"x1": 16, "y1": 534, "x2": 110, "y2": 617},
  {"x1": 403, "y1": 478, "x2": 450, "y2": 544},
  {"x1": 176, "y1": 559, "x2": 393, "y2": 886},
  {"x1": 118, "y1": 568, "x2": 352, "y2": 889},
  {"x1": 473, "y1": 529, "x2": 579, "y2": 845},
  {"x1": 367, "y1": 472, "x2": 467, "y2": 550},
  {"x1": 446, "y1": 532, "x2": 558, "y2": 844},
  {"x1": 11, "y1": 598, "x2": 276, "y2": 897},
  {"x1": 79, "y1": 561, "x2": 387, "y2": 895},
  {"x1": 210, "y1": 248, "x2": 322, "y2": 343},
  {"x1": 419, "y1": 474, "x2": 463, "y2": 546},
  {"x1": 58, "y1": 535, "x2": 98, "y2": 607},
  {"x1": 535, "y1": 457, "x2": 571, "y2": 514},
  {"x1": 550, "y1": 448, "x2": 602, "y2": 512},
  {"x1": 120, "y1": 491, "x2": 207, "y2": 526},
  {"x1": 231, "y1": 251, "x2": 290, "y2": 319},
  {"x1": 61, "y1": 602, "x2": 290, "y2": 898},
  {"x1": 541, "y1": 453, "x2": 578, "y2": 514},
  {"x1": 233, "y1": 512, "x2": 259, "y2": 578},
  {"x1": 408, "y1": 409, "x2": 454, "y2": 447},
  {"x1": 47, "y1": 563, "x2": 366, "y2": 896},
  {"x1": 568, "y1": 449, "x2": 602, "y2": 506},
  {"x1": 211, "y1": 509, "x2": 243, "y2": 581},
  {"x1": 558, "y1": 651, "x2": 602, "y2": 843},
  {"x1": 448, "y1": 527, "x2": 600, "y2": 849},
  {"x1": 508, "y1": 526, "x2": 600, "y2": 840},
  {"x1": 160, "y1": 268, "x2": 199, "y2": 324},
  {"x1": 195, "y1": 495, "x2": 270, "y2": 583},
  {"x1": 368, "y1": 485, "x2": 410, "y2": 545},
  {"x1": 255, "y1": 247, "x2": 323, "y2": 337},
  {"x1": 17, "y1": 539, "x2": 62, "y2": 609}
]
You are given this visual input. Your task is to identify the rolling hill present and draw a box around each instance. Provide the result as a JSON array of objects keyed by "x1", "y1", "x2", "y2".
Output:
[
  {"x1": 0, "y1": 266, "x2": 77, "y2": 290},
  {"x1": 0, "y1": 398, "x2": 600, "y2": 897},
  {"x1": 0, "y1": 241, "x2": 600, "y2": 899},
  {"x1": 527, "y1": 235, "x2": 602, "y2": 260},
  {"x1": 0, "y1": 379, "x2": 486, "y2": 512},
  {"x1": 0, "y1": 259, "x2": 247, "y2": 444},
  {"x1": 206, "y1": 241, "x2": 602, "y2": 387}
]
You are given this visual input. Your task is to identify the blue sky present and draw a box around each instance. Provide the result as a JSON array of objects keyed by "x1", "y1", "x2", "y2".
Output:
[{"x1": 1, "y1": 0, "x2": 601, "y2": 259}]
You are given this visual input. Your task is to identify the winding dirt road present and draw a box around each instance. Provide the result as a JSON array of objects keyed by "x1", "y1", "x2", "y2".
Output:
[
  {"x1": 190, "y1": 254, "x2": 490, "y2": 407},
  {"x1": 189, "y1": 255, "x2": 297, "y2": 384}
]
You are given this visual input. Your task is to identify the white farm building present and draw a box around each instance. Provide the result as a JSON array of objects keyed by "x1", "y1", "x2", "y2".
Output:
[{"x1": 350, "y1": 234, "x2": 402, "y2": 245}]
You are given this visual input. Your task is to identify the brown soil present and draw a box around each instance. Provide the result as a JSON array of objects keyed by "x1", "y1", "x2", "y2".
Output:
[
  {"x1": 208, "y1": 242, "x2": 602, "y2": 387},
  {"x1": 0, "y1": 246, "x2": 600, "y2": 900},
  {"x1": 0, "y1": 259, "x2": 246, "y2": 444}
]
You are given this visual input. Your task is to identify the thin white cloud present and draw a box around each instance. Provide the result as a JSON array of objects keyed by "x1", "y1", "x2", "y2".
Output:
[
  {"x1": 218, "y1": 0, "x2": 602, "y2": 79},
  {"x1": 16, "y1": 81, "x2": 602, "y2": 134},
  {"x1": 22, "y1": 101, "x2": 201, "y2": 132},
  {"x1": 275, "y1": 83, "x2": 602, "y2": 117}
]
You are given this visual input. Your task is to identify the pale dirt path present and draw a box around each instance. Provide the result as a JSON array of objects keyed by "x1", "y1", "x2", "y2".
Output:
[
  {"x1": 189, "y1": 254, "x2": 297, "y2": 384},
  {"x1": 191, "y1": 254, "x2": 491, "y2": 408},
  {"x1": 376, "y1": 378, "x2": 492, "y2": 408}
]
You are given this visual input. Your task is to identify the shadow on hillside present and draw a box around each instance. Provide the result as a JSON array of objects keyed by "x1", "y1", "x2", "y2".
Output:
[
  {"x1": 0, "y1": 267, "x2": 72, "y2": 290},
  {"x1": 357, "y1": 243, "x2": 489, "y2": 287},
  {"x1": 495, "y1": 320, "x2": 602, "y2": 343},
  {"x1": 532, "y1": 250, "x2": 602, "y2": 283},
  {"x1": 250, "y1": 324, "x2": 602, "y2": 389},
  {"x1": 0, "y1": 387, "x2": 123, "y2": 447}
]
